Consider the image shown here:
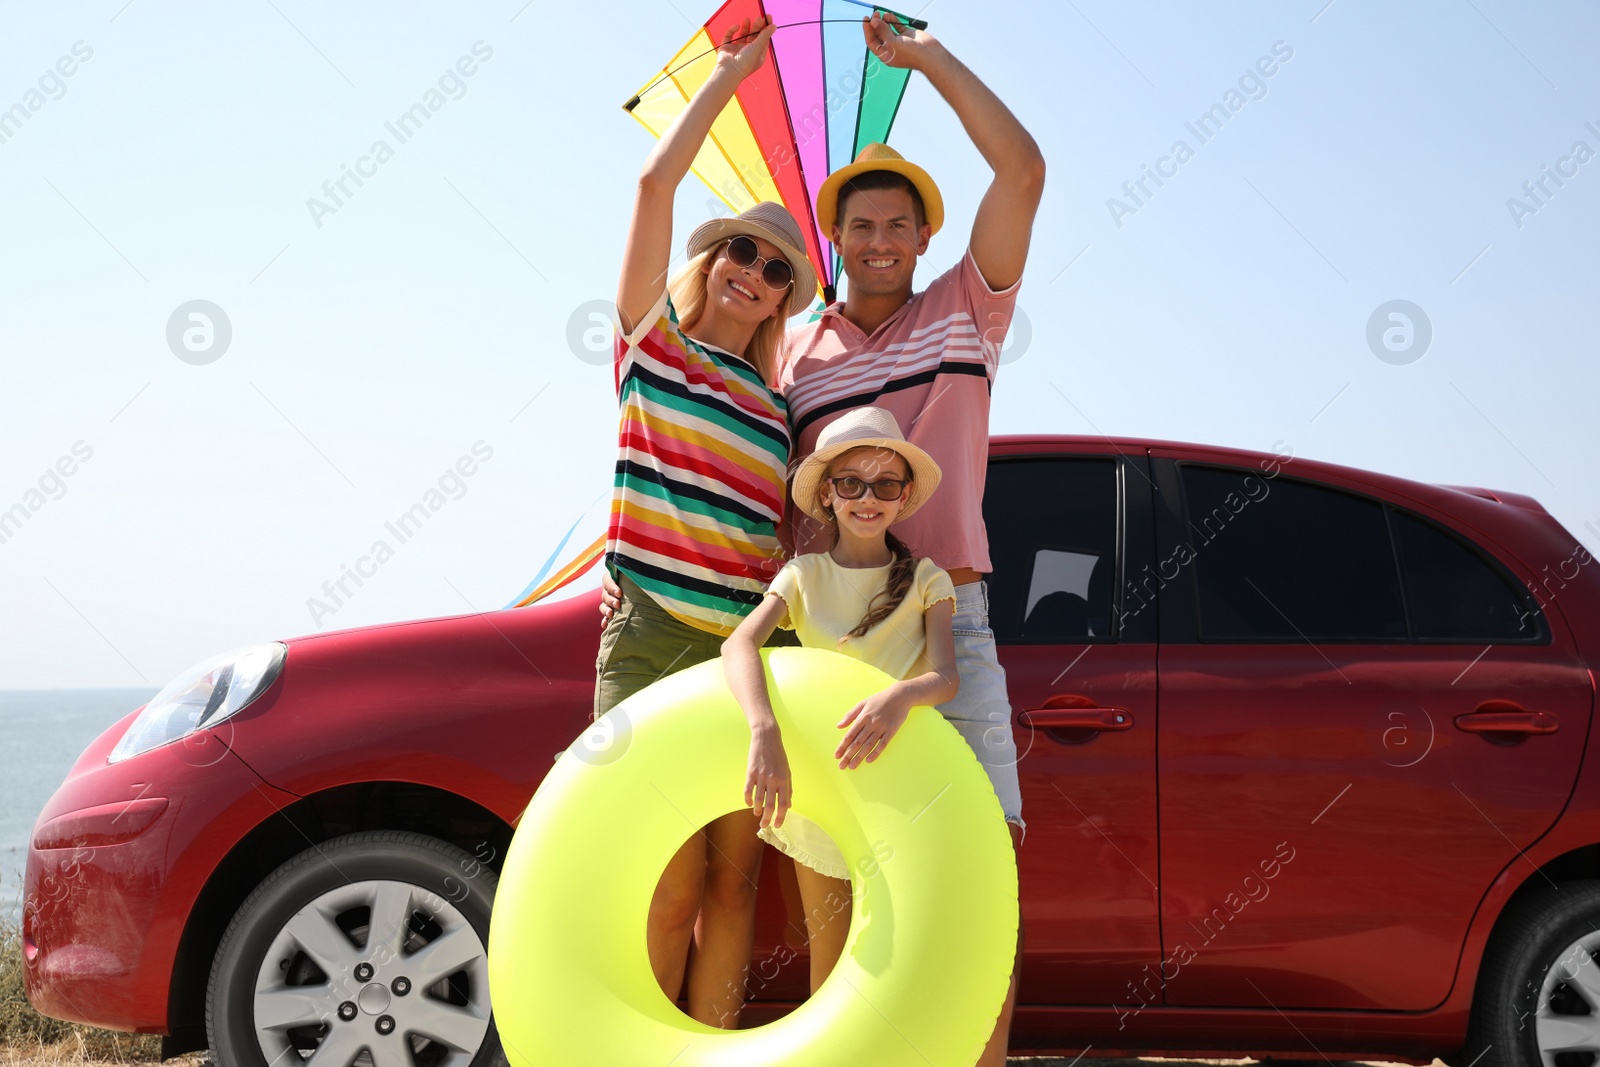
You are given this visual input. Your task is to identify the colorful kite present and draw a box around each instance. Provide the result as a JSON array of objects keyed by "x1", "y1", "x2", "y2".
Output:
[
  {"x1": 512, "y1": 0, "x2": 926, "y2": 609},
  {"x1": 625, "y1": 0, "x2": 927, "y2": 306}
]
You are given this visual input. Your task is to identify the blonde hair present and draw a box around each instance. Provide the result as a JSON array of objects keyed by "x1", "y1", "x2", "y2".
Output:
[{"x1": 666, "y1": 244, "x2": 790, "y2": 386}]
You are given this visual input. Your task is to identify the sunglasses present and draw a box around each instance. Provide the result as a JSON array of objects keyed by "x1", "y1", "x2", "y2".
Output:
[
  {"x1": 827, "y1": 475, "x2": 911, "y2": 502},
  {"x1": 722, "y1": 235, "x2": 794, "y2": 292}
]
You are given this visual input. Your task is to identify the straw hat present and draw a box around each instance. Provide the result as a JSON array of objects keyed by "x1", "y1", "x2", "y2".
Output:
[
  {"x1": 791, "y1": 407, "x2": 942, "y2": 525},
  {"x1": 816, "y1": 143, "x2": 945, "y2": 238},
  {"x1": 685, "y1": 201, "x2": 819, "y2": 319}
]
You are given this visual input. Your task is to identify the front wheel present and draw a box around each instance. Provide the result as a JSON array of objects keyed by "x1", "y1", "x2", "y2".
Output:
[
  {"x1": 206, "y1": 830, "x2": 506, "y2": 1067},
  {"x1": 1465, "y1": 880, "x2": 1600, "y2": 1067}
]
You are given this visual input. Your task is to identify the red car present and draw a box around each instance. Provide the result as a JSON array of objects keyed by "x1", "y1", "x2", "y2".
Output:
[{"x1": 24, "y1": 435, "x2": 1600, "y2": 1067}]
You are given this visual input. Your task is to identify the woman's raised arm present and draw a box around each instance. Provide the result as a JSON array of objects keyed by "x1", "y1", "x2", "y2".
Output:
[{"x1": 616, "y1": 16, "x2": 776, "y2": 336}]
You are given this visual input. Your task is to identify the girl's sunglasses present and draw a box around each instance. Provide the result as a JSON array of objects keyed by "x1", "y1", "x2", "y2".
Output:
[
  {"x1": 828, "y1": 475, "x2": 910, "y2": 502},
  {"x1": 723, "y1": 235, "x2": 793, "y2": 292}
]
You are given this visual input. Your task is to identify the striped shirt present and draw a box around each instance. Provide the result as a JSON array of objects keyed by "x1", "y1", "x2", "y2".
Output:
[
  {"x1": 607, "y1": 288, "x2": 791, "y2": 636},
  {"x1": 778, "y1": 248, "x2": 1021, "y2": 573}
]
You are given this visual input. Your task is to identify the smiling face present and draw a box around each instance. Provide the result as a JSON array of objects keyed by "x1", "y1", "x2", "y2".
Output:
[
  {"x1": 699, "y1": 234, "x2": 792, "y2": 328},
  {"x1": 831, "y1": 184, "x2": 932, "y2": 298},
  {"x1": 821, "y1": 446, "x2": 912, "y2": 540}
]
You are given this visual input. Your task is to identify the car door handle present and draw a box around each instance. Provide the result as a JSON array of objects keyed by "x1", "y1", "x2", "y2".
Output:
[
  {"x1": 1018, "y1": 706, "x2": 1134, "y2": 732},
  {"x1": 1454, "y1": 707, "x2": 1558, "y2": 734}
]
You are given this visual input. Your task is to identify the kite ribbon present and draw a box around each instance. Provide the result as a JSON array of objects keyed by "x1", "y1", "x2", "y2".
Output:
[{"x1": 509, "y1": 534, "x2": 605, "y2": 609}]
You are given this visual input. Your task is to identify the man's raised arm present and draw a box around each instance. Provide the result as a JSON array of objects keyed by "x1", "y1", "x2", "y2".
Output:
[{"x1": 864, "y1": 13, "x2": 1045, "y2": 291}]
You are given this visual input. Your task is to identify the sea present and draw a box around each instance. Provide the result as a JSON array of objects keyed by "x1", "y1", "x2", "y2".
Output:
[{"x1": 0, "y1": 689, "x2": 158, "y2": 920}]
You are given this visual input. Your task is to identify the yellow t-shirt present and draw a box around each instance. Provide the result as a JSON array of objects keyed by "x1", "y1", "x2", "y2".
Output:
[
  {"x1": 759, "y1": 551, "x2": 957, "y2": 879},
  {"x1": 767, "y1": 552, "x2": 956, "y2": 685}
]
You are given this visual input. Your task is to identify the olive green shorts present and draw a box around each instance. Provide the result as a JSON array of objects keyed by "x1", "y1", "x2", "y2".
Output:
[{"x1": 593, "y1": 572, "x2": 798, "y2": 721}]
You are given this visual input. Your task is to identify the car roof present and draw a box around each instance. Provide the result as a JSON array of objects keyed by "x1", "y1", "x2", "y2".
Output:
[{"x1": 988, "y1": 433, "x2": 1553, "y2": 517}]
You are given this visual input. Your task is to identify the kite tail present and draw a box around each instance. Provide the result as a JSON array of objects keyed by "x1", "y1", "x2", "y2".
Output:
[{"x1": 510, "y1": 534, "x2": 607, "y2": 609}]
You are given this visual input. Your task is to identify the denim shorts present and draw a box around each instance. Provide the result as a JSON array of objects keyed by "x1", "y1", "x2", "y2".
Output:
[{"x1": 937, "y1": 580, "x2": 1025, "y2": 837}]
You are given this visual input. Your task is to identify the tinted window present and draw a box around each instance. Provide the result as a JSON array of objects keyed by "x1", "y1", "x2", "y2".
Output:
[
  {"x1": 983, "y1": 458, "x2": 1118, "y2": 643},
  {"x1": 1392, "y1": 510, "x2": 1542, "y2": 640},
  {"x1": 1180, "y1": 465, "x2": 1407, "y2": 641}
]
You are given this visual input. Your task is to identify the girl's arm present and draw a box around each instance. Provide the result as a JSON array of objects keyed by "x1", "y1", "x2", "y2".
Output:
[
  {"x1": 616, "y1": 16, "x2": 776, "y2": 336},
  {"x1": 835, "y1": 598, "x2": 959, "y2": 770},
  {"x1": 721, "y1": 593, "x2": 794, "y2": 828}
]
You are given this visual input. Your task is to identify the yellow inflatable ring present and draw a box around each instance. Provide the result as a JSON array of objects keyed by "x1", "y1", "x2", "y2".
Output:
[{"x1": 488, "y1": 647, "x2": 1018, "y2": 1067}]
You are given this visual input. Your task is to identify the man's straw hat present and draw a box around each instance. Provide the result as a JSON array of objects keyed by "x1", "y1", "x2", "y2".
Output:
[{"x1": 816, "y1": 143, "x2": 945, "y2": 238}]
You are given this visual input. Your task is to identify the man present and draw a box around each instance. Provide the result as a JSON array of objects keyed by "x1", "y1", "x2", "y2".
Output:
[
  {"x1": 778, "y1": 14, "x2": 1043, "y2": 1064},
  {"x1": 602, "y1": 12, "x2": 1043, "y2": 1062}
]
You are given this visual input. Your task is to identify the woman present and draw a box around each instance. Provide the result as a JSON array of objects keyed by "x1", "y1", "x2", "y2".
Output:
[{"x1": 597, "y1": 14, "x2": 816, "y2": 1029}]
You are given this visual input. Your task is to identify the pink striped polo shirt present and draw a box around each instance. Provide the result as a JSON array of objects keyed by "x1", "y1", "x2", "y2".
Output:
[{"x1": 777, "y1": 248, "x2": 1021, "y2": 574}]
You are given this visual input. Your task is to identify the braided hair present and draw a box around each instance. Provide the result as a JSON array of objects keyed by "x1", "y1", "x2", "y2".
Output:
[{"x1": 844, "y1": 530, "x2": 918, "y2": 640}]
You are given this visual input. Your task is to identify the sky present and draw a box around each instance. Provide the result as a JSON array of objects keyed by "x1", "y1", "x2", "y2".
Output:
[{"x1": 1, "y1": 0, "x2": 1596, "y2": 690}]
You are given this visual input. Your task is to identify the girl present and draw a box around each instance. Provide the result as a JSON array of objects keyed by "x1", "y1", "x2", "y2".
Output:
[
  {"x1": 720, "y1": 406, "x2": 959, "y2": 992},
  {"x1": 598, "y1": 15, "x2": 817, "y2": 1029}
]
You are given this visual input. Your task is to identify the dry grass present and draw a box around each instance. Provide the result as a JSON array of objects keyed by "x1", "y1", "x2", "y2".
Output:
[{"x1": 0, "y1": 1038, "x2": 204, "y2": 1066}]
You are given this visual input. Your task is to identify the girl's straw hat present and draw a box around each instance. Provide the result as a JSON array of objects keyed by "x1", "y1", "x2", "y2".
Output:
[
  {"x1": 684, "y1": 202, "x2": 819, "y2": 319},
  {"x1": 791, "y1": 407, "x2": 942, "y2": 525}
]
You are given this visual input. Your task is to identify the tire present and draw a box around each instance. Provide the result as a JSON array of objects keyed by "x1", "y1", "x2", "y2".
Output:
[
  {"x1": 206, "y1": 830, "x2": 507, "y2": 1067},
  {"x1": 1464, "y1": 880, "x2": 1600, "y2": 1067}
]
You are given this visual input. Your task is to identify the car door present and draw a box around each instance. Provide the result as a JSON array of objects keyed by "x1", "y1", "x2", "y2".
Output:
[
  {"x1": 1151, "y1": 452, "x2": 1594, "y2": 1011},
  {"x1": 983, "y1": 446, "x2": 1162, "y2": 1005}
]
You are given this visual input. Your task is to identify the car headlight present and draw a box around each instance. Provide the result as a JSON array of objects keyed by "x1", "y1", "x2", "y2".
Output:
[{"x1": 108, "y1": 642, "x2": 287, "y2": 764}]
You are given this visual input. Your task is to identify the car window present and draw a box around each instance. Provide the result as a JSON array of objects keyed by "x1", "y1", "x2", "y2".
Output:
[
  {"x1": 983, "y1": 458, "x2": 1119, "y2": 644},
  {"x1": 1179, "y1": 465, "x2": 1407, "y2": 641},
  {"x1": 1391, "y1": 509, "x2": 1544, "y2": 640}
]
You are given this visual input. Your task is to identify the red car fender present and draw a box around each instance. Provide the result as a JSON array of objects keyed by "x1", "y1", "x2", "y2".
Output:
[{"x1": 24, "y1": 712, "x2": 303, "y2": 1033}]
